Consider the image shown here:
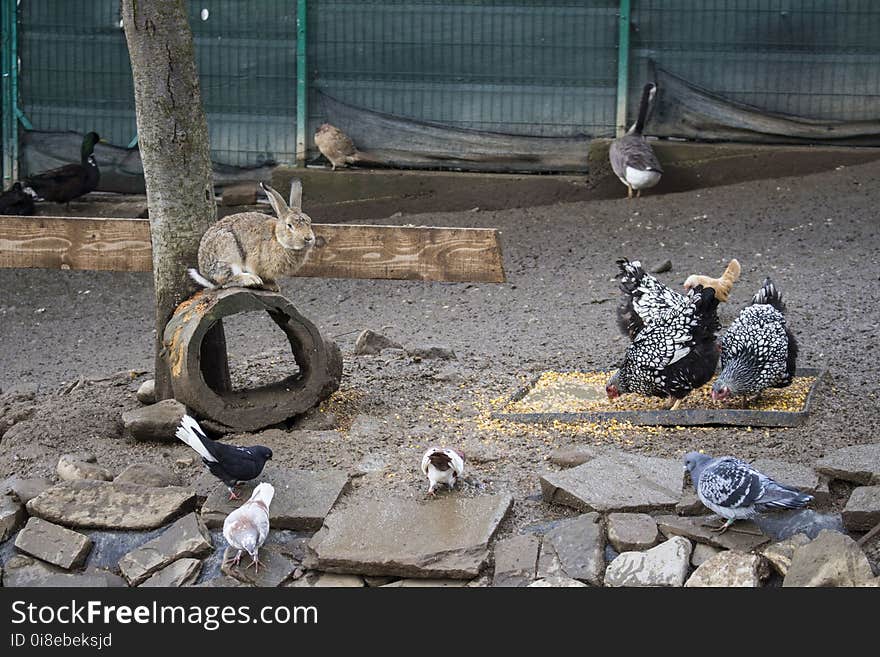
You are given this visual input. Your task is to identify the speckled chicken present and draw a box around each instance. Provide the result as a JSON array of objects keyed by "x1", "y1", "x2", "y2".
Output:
[
  {"x1": 607, "y1": 258, "x2": 720, "y2": 409},
  {"x1": 314, "y1": 123, "x2": 361, "y2": 170},
  {"x1": 712, "y1": 278, "x2": 798, "y2": 402}
]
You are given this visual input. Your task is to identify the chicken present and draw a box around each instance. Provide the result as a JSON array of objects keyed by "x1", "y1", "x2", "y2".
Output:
[
  {"x1": 314, "y1": 123, "x2": 361, "y2": 170},
  {"x1": 712, "y1": 278, "x2": 798, "y2": 402},
  {"x1": 683, "y1": 259, "x2": 741, "y2": 302},
  {"x1": 607, "y1": 258, "x2": 720, "y2": 409}
]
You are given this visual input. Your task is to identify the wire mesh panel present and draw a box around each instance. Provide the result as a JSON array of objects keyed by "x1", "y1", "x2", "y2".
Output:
[
  {"x1": 628, "y1": 0, "x2": 880, "y2": 130},
  {"x1": 309, "y1": 0, "x2": 620, "y2": 141},
  {"x1": 17, "y1": 1, "x2": 299, "y2": 169}
]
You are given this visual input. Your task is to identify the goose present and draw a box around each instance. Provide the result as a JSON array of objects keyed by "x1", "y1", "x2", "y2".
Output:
[
  {"x1": 22, "y1": 131, "x2": 103, "y2": 205},
  {"x1": 609, "y1": 83, "x2": 663, "y2": 198}
]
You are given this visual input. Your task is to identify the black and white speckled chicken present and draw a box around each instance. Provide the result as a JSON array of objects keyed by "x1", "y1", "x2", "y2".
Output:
[
  {"x1": 712, "y1": 278, "x2": 798, "y2": 402},
  {"x1": 607, "y1": 258, "x2": 720, "y2": 409}
]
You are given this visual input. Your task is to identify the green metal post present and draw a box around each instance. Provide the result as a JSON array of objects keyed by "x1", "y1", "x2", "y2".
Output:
[
  {"x1": 615, "y1": 0, "x2": 631, "y2": 138},
  {"x1": 1, "y1": 0, "x2": 19, "y2": 188},
  {"x1": 296, "y1": 0, "x2": 307, "y2": 165}
]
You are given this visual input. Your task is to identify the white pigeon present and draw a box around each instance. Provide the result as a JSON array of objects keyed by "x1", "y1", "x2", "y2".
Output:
[
  {"x1": 684, "y1": 451, "x2": 812, "y2": 533},
  {"x1": 222, "y1": 482, "x2": 274, "y2": 572},
  {"x1": 420, "y1": 447, "x2": 465, "y2": 496}
]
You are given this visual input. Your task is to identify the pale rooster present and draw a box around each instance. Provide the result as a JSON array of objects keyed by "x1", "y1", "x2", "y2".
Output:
[
  {"x1": 683, "y1": 259, "x2": 742, "y2": 302},
  {"x1": 314, "y1": 123, "x2": 361, "y2": 170}
]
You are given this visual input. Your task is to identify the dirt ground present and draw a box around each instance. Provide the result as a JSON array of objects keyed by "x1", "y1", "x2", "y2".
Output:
[{"x1": 1, "y1": 158, "x2": 879, "y2": 536}]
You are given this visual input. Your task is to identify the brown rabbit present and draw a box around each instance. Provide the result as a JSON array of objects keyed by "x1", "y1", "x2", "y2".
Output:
[{"x1": 188, "y1": 181, "x2": 315, "y2": 292}]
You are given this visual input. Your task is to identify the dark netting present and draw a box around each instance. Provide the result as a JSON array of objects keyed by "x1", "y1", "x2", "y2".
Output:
[
  {"x1": 648, "y1": 65, "x2": 880, "y2": 146},
  {"x1": 317, "y1": 92, "x2": 589, "y2": 173}
]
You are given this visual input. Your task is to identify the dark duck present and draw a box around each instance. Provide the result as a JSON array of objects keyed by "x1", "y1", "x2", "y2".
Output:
[
  {"x1": 22, "y1": 131, "x2": 102, "y2": 205},
  {"x1": 0, "y1": 183, "x2": 35, "y2": 215}
]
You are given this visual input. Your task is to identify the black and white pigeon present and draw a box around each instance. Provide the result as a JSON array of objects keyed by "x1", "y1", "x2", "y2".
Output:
[
  {"x1": 684, "y1": 451, "x2": 813, "y2": 533},
  {"x1": 223, "y1": 482, "x2": 274, "y2": 573},
  {"x1": 712, "y1": 277, "x2": 798, "y2": 402},
  {"x1": 175, "y1": 414, "x2": 273, "y2": 500},
  {"x1": 420, "y1": 447, "x2": 465, "y2": 496}
]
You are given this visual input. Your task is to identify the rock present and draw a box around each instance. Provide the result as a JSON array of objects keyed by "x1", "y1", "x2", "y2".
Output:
[
  {"x1": 139, "y1": 558, "x2": 203, "y2": 587},
  {"x1": 685, "y1": 551, "x2": 769, "y2": 587},
  {"x1": 750, "y1": 458, "x2": 830, "y2": 501},
  {"x1": 136, "y1": 379, "x2": 156, "y2": 405},
  {"x1": 287, "y1": 572, "x2": 366, "y2": 587},
  {"x1": 651, "y1": 259, "x2": 673, "y2": 274},
  {"x1": 759, "y1": 534, "x2": 811, "y2": 577},
  {"x1": 1, "y1": 476, "x2": 53, "y2": 505},
  {"x1": 56, "y1": 453, "x2": 113, "y2": 482},
  {"x1": 0, "y1": 493, "x2": 26, "y2": 541},
  {"x1": 492, "y1": 534, "x2": 540, "y2": 587},
  {"x1": 201, "y1": 465, "x2": 349, "y2": 531},
  {"x1": 691, "y1": 543, "x2": 721, "y2": 568},
  {"x1": 528, "y1": 576, "x2": 588, "y2": 587},
  {"x1": 656, "y1": 514, "x2": 770, "y2": 551},
  {"x1": 118, "y1": 513, "x2": 213, "y2": 585},
  {"x1": 121, "y1": 399, "x2": 187, "y2": 442},
  {"x1": 604, "y1": 536, "x2": 693, "y2": 588},
  {"x1": 541, "y1": 450, "x2": 683, "y2": 513},
  {"x1": 2, "y1": 555, "x2": 125, "y2": 587},
  {"x1": 364, "y1": 576, "x2": 396, "y2": 587},
  {"x1": 607, "y1": 513, "x2": 659, "y2": 552},
  {"x1": 542, "y1": 513, "x2": 605, "y2": 586},
  {"x1": 784, "y1": 529, "x2": 876, "y2": 587},
  {"x1": 676, "y1": 489, "x2": 710, "y2": 516},
  {"x1": 381, "y1": 578, "x2": 468, "y2": 587},
  {"x1": 27, "y1": 480, "x2": 196, "y2": 530},
  {"x1": 222, "y1": 543, "x2": 300, "y2": 587},
  {"x1": 353, "y1": 329, "x2": 403, "y2": 356},
  {"x1": 114, "y1": 463, "x2": 182, "y2": 488},
  {"x1": 407, "y1": 345, "x2": 457, "y2": 361},
  {"x1": 308, "y1": 494, "x2": 513, "y2": 579},
  {"x1": 13, "y1": 517, "x2": 93, "y2": 570},
  {"x1": 815, "y1": 443, "x2": 880, "y2": 485},
  {"x1": 842, "y1": 486, "x2": 880, "y2": 531},
  {"x1": 548, "y1": 446, "x2": 603, "y2": 468}
]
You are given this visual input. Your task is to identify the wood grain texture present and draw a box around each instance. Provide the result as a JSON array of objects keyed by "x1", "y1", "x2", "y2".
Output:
[{"x1": 0, "y1": 214, "x2": 505, "y2": 283}]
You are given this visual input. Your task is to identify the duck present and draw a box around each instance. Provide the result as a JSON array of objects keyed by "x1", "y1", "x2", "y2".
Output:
[
  {"x1": 0, "y1": 182, "x2": 35, "y2": 215},
  {"x1": 22, "y1": 131, "x2": 103, "y2": 205},
  {"x1": 609, "y1": 83, "x2": 663, "y2": 198}
]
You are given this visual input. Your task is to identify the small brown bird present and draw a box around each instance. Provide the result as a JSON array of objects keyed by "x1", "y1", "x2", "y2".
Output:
[
  {"x1": 683, "y1": 259, "x2": 741, "y2": 302},
  {"x1": 314, "y1": 123, "x2": 361, "y2": 170}
]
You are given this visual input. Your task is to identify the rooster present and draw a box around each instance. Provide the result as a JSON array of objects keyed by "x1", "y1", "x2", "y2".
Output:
[
  {"x1": 607, "y1": 258, "x2": 720, "y2": 409},
  {"x1": 314, "y1": 123, "x2": 361, "y2": 171},
  {"x1": 712, "y1": 278, "x2": 798, "y2": 402},
  {"x1": 683, "y1": 259, "x2": 741, "y2": 302}
]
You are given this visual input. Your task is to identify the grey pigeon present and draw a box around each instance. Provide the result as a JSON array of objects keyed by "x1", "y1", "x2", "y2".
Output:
[
  {"x1": 684, "y1": 451, "x2": 812, "y2": 533},
  {"x1": 223, "y1": 482, "x2": 274, "y2": 573}
]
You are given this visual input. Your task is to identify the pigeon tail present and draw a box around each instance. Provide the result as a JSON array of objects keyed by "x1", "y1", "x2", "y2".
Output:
[
  {"x1": 756, "y1": 481, "x2": 813, "y2": 511},
  {"x1": 175, "y1": 414, "x2": 217, "y2": 462}
]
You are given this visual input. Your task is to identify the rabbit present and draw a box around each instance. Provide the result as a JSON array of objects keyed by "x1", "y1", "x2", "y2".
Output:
[{"x1": 188, "y1": 181, "x2": 315, "y2": 292}]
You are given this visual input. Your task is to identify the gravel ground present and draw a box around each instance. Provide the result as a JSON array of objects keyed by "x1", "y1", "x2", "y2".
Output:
[{"x1": 1, "y1": 159, "x2": 878, "y2": 534}]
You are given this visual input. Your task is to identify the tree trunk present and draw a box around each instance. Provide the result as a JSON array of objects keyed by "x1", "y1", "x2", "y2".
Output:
[{"x1": 121, "y1": 0, "x2": 227, "y2": 399}]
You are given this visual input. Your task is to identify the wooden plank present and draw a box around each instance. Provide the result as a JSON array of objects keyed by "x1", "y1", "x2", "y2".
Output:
[{"x1": 0, "y1": 214, "x2": 505, "y2": 283}]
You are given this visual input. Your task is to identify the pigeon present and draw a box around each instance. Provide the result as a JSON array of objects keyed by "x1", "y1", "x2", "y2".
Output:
[
  {"x1": 684, "y1": 451, "x2": 813, "y2": 533},
  {"x1": 223, "y1": 482, "x2": 274, "y2": 573},
  {"x1": 420, "y1": 447, "x2": 465, "y2": 496},
  {"x1": 175, "y1": 414, "x2": 273, "y2": 500}
]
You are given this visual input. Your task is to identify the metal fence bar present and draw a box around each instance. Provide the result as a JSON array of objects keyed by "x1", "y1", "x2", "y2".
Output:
[
  {"x1": 615, "y1": 0, "x2": 630, "y2": 137},
  {"x1": 1, "y1": 0, "x2": 19, "y2": 188},
  {"x1": 296, "y1": 0, "x2": 308, "y2": 165}
]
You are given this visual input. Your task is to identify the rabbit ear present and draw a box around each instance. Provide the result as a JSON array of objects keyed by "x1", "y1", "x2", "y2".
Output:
[
  {"x1": 261, "y1": 182, "x2": 289, "y2": 217},
  {"x1": 288, "y1": 179, "x2": 303, "y2": 211}
]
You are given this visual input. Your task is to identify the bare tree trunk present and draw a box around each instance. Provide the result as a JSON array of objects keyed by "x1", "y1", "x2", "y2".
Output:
[{"x1": 121, "y1": 0, "x2": 227, "y2": 399}]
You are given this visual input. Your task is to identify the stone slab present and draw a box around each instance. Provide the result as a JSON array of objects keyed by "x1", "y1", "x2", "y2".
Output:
[
  {"x1": 118, "y1": 513, "x2": 213, "y2": 585},
  {"x1": 842, "y1": 486, "x2": 880, "y2": 531},
  {"x1": 656, "y1": 514, "x2": 771, "y2": 551},
  {"x1": 14, "y1": 517, "x2": 93, "y2": 570},
  {"x1": 139, "y1": 558, "x2": 203, "y2": 587},
  {"x1": 542, "y1": 513, "x2": 605, "y2": 586},
  {"x1": 815, "y1": 444, "x2": 880, "y2": 485},
  {"x1": 492, "y1": 534, "x2": 540, "y2": 587},
  {"x1": 604, "y1": 536, "x2": 692, "y2": 587},
  {"x1": 2, "y1": 555, "x2": 126, "y2": 587}
]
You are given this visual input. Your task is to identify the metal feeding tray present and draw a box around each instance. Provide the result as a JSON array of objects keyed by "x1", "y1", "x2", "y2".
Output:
[{"x1": 493, "y1": 368, "x2": 825, "y2": 428}]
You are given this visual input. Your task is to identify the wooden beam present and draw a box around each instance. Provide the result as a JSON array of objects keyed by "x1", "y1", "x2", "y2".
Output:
[{"x1": 0, "y1": 214, "x2": 505, "y2": 283}]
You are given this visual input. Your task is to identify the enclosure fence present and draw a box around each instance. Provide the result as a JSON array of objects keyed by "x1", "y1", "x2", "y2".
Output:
[{"x1": 3, "y1": 0, "x2": 880, "y2": 185}]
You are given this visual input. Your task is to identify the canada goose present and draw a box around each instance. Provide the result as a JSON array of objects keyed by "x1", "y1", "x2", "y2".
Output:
[
  {"x1": 609, "y1": 83, "x2": 663, "y2": 198},
  {"x1": 22, "y1": 131, "x2": 103, "y2": 205}
]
